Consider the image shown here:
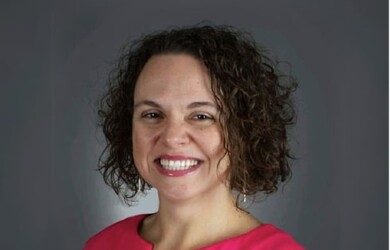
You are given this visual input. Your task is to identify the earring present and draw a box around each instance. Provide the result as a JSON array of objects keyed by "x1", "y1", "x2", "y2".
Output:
[
  {"x1": 138, "y1": 177, "x2": 142, "y2": 192},
  {"x1": 241, "y1": 188, "x2": 247, "y2": 203}
]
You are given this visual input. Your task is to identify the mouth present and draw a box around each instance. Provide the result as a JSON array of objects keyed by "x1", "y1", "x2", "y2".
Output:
[
  {"x1": 154, "y1": 156, "x2": 203, "y2": 177},
  {"x1": 158, "y1": 159, "x2": 199, "y2": 171}
]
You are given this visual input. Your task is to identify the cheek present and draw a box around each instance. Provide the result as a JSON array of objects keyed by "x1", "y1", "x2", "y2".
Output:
[
  {"x1": 132, "y1": 129, "x2": 154, "y2": 178},
  {"x1": 132, "y1": 126, "x2": 152, "y2": 160},
  {"x1": 200, "y1": 129, "x2": 226, "y2": 162},
  {"x1": 132, "y1": 125, "x2": 162, "y2": 170},
  {"x1": 132, "y1": 124, "x2": 156, "y2": 146},
  {"x1": 207, "y1": 129, "x2": 229, "y2": 174}
]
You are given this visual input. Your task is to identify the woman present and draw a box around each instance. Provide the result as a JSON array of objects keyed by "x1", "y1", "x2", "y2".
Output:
[{"x1": 85, "y1": 25, "x2": 304, "y2": 249}]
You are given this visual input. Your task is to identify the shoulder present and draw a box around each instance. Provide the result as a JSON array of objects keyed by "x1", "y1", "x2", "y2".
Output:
[
  {"x1": 203, "y1": 224, "x2": 305, "y2": 250},
  {"x1": 83, "y1": 214, "x2": 149, "y2": 250},
  {"x1": 238, "y1": 224, "x2": 305, "y2": 250}
]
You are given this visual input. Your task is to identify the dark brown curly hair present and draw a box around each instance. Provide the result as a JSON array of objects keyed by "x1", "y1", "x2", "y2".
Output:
[{"x1": 98, "y1": 24, "x2": 297, "y2": 205}]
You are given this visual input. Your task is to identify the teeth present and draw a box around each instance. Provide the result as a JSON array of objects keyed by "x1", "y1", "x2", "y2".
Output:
[{"x1": 160, "y1": 159, "x2": 198, "y2": 171}]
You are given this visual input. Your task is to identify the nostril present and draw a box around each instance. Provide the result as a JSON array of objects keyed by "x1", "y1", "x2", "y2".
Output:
[
  {"x1": 161, "y1": 124, "x2": 189, "y2": 146},
  {"x1": 164, "y1": 136, "x2": 188, "y2": 145}
]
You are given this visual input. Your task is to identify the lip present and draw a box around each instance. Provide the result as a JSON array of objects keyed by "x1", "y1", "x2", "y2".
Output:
[
  {"x1": 156, "y1": 154, "x2": 201, "y2": 161},
  {"x1": 154, "y1": 154, "x2": 202, "y2": 177}
]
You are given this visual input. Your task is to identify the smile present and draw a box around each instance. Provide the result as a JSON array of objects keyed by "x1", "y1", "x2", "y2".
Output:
[
  {"x1": 160, "y1": 159, "x2": 199, "y2": 171},
  {"x1": 155, "y1": 156, "x2": 202, "y2": 177}
]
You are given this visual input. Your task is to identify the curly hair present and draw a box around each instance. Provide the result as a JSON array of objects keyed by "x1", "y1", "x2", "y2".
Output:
[{"x1": 98, "y1": 24, "x2": 297, "y2": 205}]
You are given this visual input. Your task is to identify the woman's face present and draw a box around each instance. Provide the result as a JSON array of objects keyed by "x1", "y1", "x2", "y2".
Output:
[{"x1": 132, "y1": 54, "x2": 229, "y2": 202}]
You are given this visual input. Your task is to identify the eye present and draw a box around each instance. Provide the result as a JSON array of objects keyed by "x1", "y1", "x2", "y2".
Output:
[
  {"x1": 192, "y1": 113, "x2": 213, "y2": 121},
  {"x1": 141, "y1": 112, "x2": 162, "y2": 119}
]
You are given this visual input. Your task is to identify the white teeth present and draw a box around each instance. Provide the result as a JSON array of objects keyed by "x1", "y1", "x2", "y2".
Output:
[{"x1": 160, "y1": 159, "x2": 199, "y2": 171}]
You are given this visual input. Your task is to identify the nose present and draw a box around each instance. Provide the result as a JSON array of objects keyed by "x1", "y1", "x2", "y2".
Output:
[{"x1": 161, "y1": 118, "x2": 190, "y2": 148}]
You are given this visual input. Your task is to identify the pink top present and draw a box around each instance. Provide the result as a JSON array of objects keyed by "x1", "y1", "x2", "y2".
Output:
[{"x1": 84, "y1": 214, "x2": 304, "y2": 250}]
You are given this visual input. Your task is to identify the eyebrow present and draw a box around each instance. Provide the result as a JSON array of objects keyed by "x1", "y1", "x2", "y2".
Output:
[
  {"x1": 134, "y1": 100, "x2": 218, "y2": 110},
  {"x1": 187, "y1": 101, "x2": 217, "y2": 109},
  {"x1": 134, "y1": 100, "x2": 161, "y2": 109}
]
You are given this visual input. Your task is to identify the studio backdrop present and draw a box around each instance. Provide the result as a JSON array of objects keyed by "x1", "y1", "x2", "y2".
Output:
[{"x1": 0, "y1": 0, "x2": 387, "y2": 249}]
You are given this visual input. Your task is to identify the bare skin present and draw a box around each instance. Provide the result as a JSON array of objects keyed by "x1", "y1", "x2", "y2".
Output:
[
  {"x1": 139, "y1": 186, "x2": 260, "y2": 250},
  {"x1": 133, "y1": 54, "x2": 261, "y2": 249}
]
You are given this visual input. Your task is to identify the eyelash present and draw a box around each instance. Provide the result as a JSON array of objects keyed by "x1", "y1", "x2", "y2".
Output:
[
  {"x1": 141, "y1": 112, "x2": 162, "y2": 119},
  {"x1": 192, "y1": 113, "x2": 213, "y2": 120},
  {"x1": 140, "y1": 112, "x2": 214, "y2": 121}
]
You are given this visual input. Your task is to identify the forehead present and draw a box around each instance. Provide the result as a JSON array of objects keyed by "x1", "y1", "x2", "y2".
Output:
[{"x1": 134, "y1": 54, "x2": 214, "y2": 103}]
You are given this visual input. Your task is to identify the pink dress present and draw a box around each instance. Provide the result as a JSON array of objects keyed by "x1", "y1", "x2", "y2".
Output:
[{"x1": 84, "y1": 214, "x2": 305, "y2": 250}]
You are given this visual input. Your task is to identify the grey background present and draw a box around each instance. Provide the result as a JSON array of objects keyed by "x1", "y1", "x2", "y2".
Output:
[{"x1": 0, "y1": 0, "x2": 387, "y2": 249}]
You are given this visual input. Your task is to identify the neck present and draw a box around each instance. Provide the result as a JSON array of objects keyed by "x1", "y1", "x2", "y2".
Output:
[
  {"x1": 140, "y1": 185, "x2": 260, "y2": 249},
  {"x1": 157, "y1": 184, "x2": 235, "y2": 224}
]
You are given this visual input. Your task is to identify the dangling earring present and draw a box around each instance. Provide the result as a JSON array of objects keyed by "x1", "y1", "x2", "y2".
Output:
[
  {"x1": 241, "y1": 186, "x2": 247, "y2": 204},
  {"x1": 138, "y1": 177, "x2": 142, "y2": 192},
  {"x1": 241, "y1": 177, "x2": 248, "y2": 204}
]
